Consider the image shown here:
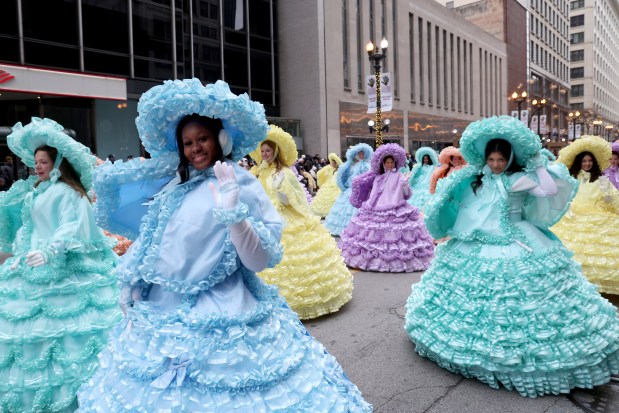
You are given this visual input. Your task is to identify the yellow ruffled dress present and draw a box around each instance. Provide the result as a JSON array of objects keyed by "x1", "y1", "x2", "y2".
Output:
[
  {"x1": 551, "y1": 170, "x2": 619, "y2": 294},
  {"x1": 255, "y1": 162, "x2": 353, "y2": 319},
  {"x1": 311, "y1": 165, "x2": 341, "y2": 218}
]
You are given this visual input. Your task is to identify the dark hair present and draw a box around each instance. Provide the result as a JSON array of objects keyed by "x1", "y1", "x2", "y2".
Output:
[
  {"x1": 422, "y1": 155, "x2": 432, "y2": 165},
  {"x1": 175, "y1": 114, "x2": 224, "y2": 183},
  {"x1": 34, "y1": 145, "x2": 90, "y2": 199},
  {"x1": 569, "y1": 151, "x2": 601, "y2": 182},
  {"x1": 379, "y1": 155, "x2": 395, "y2": 174},
  {"x1": 471, "y1": 138, "x2": 522, "y2": 194}
]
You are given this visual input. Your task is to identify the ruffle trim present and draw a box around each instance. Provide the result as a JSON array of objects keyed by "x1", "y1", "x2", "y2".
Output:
[{"x1": 212, "y1": 202, "x2": 250, "y2": 226}]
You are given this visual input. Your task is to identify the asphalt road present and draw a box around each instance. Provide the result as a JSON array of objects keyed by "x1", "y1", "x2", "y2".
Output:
[{"x1": 303, "y1": 270, "x2": 586, "y2": 413}]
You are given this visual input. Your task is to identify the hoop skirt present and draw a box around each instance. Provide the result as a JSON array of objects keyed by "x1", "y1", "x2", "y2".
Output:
[
  {"x1": 0, "y1": 181, "x2": 121, "y2": 412},
  {"x1": 311, "y1": 167, "x2": 341, "y2": 218},
  {"x1": 551, "y1": 173, "x2": 619, "y2": 294},
  {"x1": 339, "y1": 171, "x2": 434, "y2": 272},
  {"x1": 256, "y1": 166, "x2": 353, "y2": 320},
  {"x1": 324, "y1": 160, "x2": 370, "y2": 236},
  {"x1": 405, "y1": 167, "x2": 619, "y2": 397},
  {"x1": 407, "y1": 164, "x2": 436, "y2": 212},
  {"x1": 77, "y1": 162, "x2": 370, "y2": 412}
]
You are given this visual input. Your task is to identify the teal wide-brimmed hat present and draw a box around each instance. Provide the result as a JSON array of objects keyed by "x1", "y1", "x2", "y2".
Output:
[
  {"x1": 460, "y1": 115, "x2": 541, "y2": 167},
  {"x1": 8, "y1": 117, "x2": 96, "y2": 189},
  {"x1": 136, "y1": 78, "x2": 268, "y2": 161},
  {"x1": 414, "y1": 147, "x2": 439, "y2": 165}
]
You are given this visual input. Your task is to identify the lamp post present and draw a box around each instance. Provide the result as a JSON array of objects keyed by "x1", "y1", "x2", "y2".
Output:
[
  {"x1": 567, "y1": 111, "x2": 581, "y2": 140},
  {"x1": 366, "y1": 37, "x2": 388, "y2": 147},
  {"x1": 511, "y1": 90, "x2": 528, "y2": 120},
  {"x1": 530, "y1": 97, "x2": 547, "y2": 138}
]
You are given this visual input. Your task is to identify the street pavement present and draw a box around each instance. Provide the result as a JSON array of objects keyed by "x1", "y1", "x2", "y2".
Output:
[{"x1": 303, "y1": 270, "x2": 586, "y2": 413}]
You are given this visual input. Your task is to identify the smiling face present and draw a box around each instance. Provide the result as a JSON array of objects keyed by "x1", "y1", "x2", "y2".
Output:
[
  {"x1": 611, "y1": 153, "x2": 618, "y2": 167},
  {"x1": 383, "y1": 156, "x2": 395, "y2": 171},
  {"x1": 34, "y1": 150, "x2": 54, "y2": 181},
  {"x1": 261, "y1": 143, "x2": 275, "y2": 163},
  {"x1": 450, "y1": 155, "x2": 463, "y2": 167},
  {"x1": 181, "y1": 120, "x2": 221, "y2": 170},
  {"x1": 486, "y1": 151, "x2": 508, "y2": 174},
  {"x1": 356, "y1": 151, "x2": 365, "y2": 161},
  {"x1": 422, "y1": 155, "x2": 431, "y2": 165},
  {"x1": 581, "y1": 154, "x2": 594, "y2": 172}
]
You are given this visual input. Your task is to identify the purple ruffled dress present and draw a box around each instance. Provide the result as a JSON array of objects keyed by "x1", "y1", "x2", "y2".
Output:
[{"x1": 339, "y1": 145, "x2": 435, "y2": 272}]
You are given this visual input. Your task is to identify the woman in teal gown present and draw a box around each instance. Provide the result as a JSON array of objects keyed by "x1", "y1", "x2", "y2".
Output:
[
  {"x1": 405, "y1": 115, "x2": 619, "y2": 397},
  {"x1": 407, "y1": 147, "x2": 438, "y2": 211},
  {"x1": 0, "y1": 118, "x2": 121, "y2": 412}
]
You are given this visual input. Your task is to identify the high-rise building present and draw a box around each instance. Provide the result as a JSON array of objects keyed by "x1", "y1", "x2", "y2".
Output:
[
  {"x1": 279, "y1": 0, "x2": 509, "y2": 157},
  {"x1": 568, "y1": 0, "x2": 619, "y2": 140},
  {"x1": 0, "y1": 0, "x2": 279, "y2": 160}
]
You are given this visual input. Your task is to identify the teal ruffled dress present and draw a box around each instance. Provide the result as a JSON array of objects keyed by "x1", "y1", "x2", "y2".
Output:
[
  {"x1": 0, "y1": 179, "x2": 121, "y2": 412},
  {"x1": 405, "y1": 164, "x2": 619, "y2": 397}
]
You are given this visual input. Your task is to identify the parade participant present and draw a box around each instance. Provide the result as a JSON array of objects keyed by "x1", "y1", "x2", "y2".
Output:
[
  {"x1": 405, "y1": 116, "x2": 619, "y2": 397},
  {"x1": 251, "y1": 126, "x2": 354, "y2": 320},
  {"x1": 407, "y1": 147, "x2": 439, "y2": 211},
  {"x1": 324, "y1": 143, "x2": 373, "y2": 236},
  {"x1": 0, "y1": 117, "x2": 120, "y2": 412},
  {"x1": 428, "y1": 146, "x2": 466, "y2": 194},
  {"x1": 603, "y1": 141, "x2": 619, "y2": 189},
  {"x1": 552, "y1": 135, "x2": 619, "y2": 294},
  {"x1": 77, "y1": 79, "x2": 370, "y2": 412},
  {"x1": 311, "y1": 152, "x2": 343, "y2": 218},
  {"x1": 339, "y1": 143, "x2": 434, "y2": 272}
]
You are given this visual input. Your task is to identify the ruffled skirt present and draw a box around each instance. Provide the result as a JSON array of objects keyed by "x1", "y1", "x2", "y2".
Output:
[
  {"x1": 339, "y1": 202, "x2": 434, "y2": 272},
  {"x1": 405, "y1": 222, "x2": 619, "y2": 397},
  {"x1": 257, "y1": 214, "x2": 353, "y2": 320},
  {"x1": 407, "y1": 187, "x2": 432, "y2": 213},
  {"x1": 76, "y1": 270, "x2": 371, "y2": 412},
  {"x1": 311, "y1": 178, "x2": 341, "y2": 218},
  {"x1": 551, "y1": 209, "x2": 619, "y2": 294},
  {"x1": 0, "y1": 250, "x2": 121, "y2": 413},
  {"x1": 323, "y1": 188, "x2": 357, "y2": 236}
]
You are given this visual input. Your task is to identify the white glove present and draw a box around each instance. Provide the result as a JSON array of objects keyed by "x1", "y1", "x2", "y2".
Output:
[
  {"x1": 599, "y1": 176, "x2": 611, "y2": 193},
  {"x1": 9, "y1": 257, "x2": 21, "y2": 270},
  {"x1": 119, "y1": 284, "x2": 143, "y2": 315},
  {"x1": 278, "y1": 191, "x2": 289, "y2": 206},
  {"x1": 210, "y1": 161, "x2": 239, "y2": 210},
  {"x1": 25, "y1": 250, "x2": 49, "y2": 267}
]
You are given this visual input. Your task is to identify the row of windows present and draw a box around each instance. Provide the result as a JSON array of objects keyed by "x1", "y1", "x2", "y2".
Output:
[
  {"x1": 570, "y1": 14, "x2": 584, "y2": 27},
  {"x1": 532, "y1": 16, "x2": 569, "y2": 58},
  {"x1": 531, "y1": 41, "x2": 569, "y2": 82}
]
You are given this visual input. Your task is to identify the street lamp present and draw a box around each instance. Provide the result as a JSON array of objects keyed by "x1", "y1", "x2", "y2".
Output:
[
  {"x1": 567, "y1": 111, "x2": 581, "y2": 140},
  {"x1": 366, "y1": 37, "x2": 388, "y2": 147},
  {"x1": 368, "y1": 118, "x2": 390, "y2": 134},
  {"x1": 529, "y1": 98, "x2": 547, "y2": 137},
  {"x1": 511, "y1": 90, "x2": 528, "y2": 120}
]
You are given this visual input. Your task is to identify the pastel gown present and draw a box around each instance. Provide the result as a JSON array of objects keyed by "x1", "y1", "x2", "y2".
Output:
[
  {"x1": 0, "y1": 179, "x2": 120, "y2": 413},
  {"x1": 255, "y1": 164, "x2": 353, "y2": 320},
  {"x1": 311, "y1": 165, "x2": 341, "y2": 218},
  {"x1": 324, "y1": 159, "x2": 370, "y2": 236},
  {"x1": 551, "y1": 170, "x2": 619, "y2": 294},
  {"x1": 604, "y1": 165, "x2": 619, "y2": 189},
  {"x1": 407, "y1": 164, "x2": 437, "y2": 212},
  {"x1": 339, "y1": 169, "x2": 434, "y2": 272},
  {"x1": 77, "y1": 163, "x2": 371, "y2": 412},
  {"x1": 405, "y1": 165, "x2": 619, "y2": 397}
]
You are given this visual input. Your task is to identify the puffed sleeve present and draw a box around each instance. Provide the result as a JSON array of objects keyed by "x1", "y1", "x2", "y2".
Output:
[
  {"x1": 276, "y1": 168, "x2": 313, "y2": 216},
  {"x1": 0, "y1": 176, "x2": 37, "y2": 253}
]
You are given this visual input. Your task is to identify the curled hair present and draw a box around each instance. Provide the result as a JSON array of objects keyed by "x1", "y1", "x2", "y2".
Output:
[
  {"x1": 175, "y1": 114, "x2": 224, "y2": 183},
  {"x1": 569, "y1": 151, "x2": 601, "y2": 182},
  {"x1": 471, "y1": 138, "x2": 522, "y2": 194},
  {"x1": 34, "y1": 145, "x2": 90, "y2": 200}
]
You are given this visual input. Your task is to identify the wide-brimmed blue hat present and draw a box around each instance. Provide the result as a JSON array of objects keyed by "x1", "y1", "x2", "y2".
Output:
[
  {"x1": 460, "y1": 115, "x2": 541, "y2": 167},
  {"x1": 136, "y1": 79, "x2": 267, "y2": 161},
  {"x1": 414, "y1": 147, "x2": 439, "y2": 165},
  {"x1": 8, "y1": 117, "x2": 96, "y2": 189},
  {"x1": 345, "y1": 143, "x2": 373, "y2": 163}
]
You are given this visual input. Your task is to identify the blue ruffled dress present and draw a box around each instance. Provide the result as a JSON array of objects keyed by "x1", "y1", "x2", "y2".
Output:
[
  {"x1": 407, "y1": 164, "x2": 436, "y2": 212},
  {"x1": 0, "y1": 179, "x2": 120, "y2": 413},
  {"x1": 405, "y1": 165, "x2": 619, "y2": 397},
  {"x1": 324, "y1": 160, "x2": 370, "y2": 236},
  {"x1": 77, "y1": 162, "x2": 371, "y2": 412}
]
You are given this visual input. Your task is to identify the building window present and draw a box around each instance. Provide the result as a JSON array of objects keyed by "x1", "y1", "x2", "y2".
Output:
[
  {"x1": 570, "y1": 15, "x2": 584, "y2": 27},
  {"x1": 409, "y1": 13, "x2": 415, "y2": 102},
  {"x1": 571, "y1": 102, "x2": 584, "y2": 111},
  {"x1": 570, "y1": 0, "x2": 584, "y2": 9},
  {"x1": 570, "y1": 49, "x2": 584, "y2": 62},
  {"x1": 427, "y1": 22, "x2": 432, "y2": 105},
  {"x1": 570, "y1": 32, "x2": 584, "y2": 44},
  {"x1": 343, "y1": 0, "x2": 350, "y2": 90},
  {"x1": 419, "y1": 17, "x2": 424, "y2": 104},
  {"x1": 356, "y1": 0, "x2": 363, "y2": 92},
  {"x1": 570, "y1": 67, "x2": 584, "y2": 79},
  {"x1": 571, "y1": 84, "x2": 584, "y2": 97}
]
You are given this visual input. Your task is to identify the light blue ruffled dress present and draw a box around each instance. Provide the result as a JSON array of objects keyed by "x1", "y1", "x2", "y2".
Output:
[
  {"x1": 0, "y1": 179, "x2": 120, "y2": 413},
  {"x1": 405, "y1": 164, "x2": 619, "y2": 397},
  {"x1": 76, "y1": 163, "x2": 371, "y2": 412}
]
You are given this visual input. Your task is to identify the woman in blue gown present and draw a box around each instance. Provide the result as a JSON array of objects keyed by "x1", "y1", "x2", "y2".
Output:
[
  {"x1": 0, "y1": 118, "x2": 120, "y2": 412},
  {"x1": 324, "y1": 144, "x2": 373, "y2": 236},
  {"x1": 407, "y1": 147, "x2": 438, "y2": 212},
  {"x1": 76, "y1": 79, "x2": 371, "y2": 412},
  {"x1": 405, "y1": 116, "x2": 619, "y2": 397}
]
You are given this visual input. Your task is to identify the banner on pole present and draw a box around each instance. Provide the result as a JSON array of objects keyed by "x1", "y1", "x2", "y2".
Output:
[{"x1": 367, "y1": 72, "x2": 392, "y2": 113}]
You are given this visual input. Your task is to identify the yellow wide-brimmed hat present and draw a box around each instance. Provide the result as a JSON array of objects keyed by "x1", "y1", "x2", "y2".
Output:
[
  {"x1": 250, "y1": 125, "x2": 298, "y2": 167},
  {"x1": 557, "y1": 135, "x2": 610, "y2": 171}
]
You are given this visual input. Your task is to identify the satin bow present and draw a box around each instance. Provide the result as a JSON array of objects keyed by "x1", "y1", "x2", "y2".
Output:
[{"x1": 150, "y1": 356, "x2": 192, "y2": 389}]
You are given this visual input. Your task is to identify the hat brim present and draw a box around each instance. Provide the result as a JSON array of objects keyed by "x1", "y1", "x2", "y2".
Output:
[
  {"x1": 249, "y1": 125, "x2": 297, "y2": 167},
  {"x1": 557, "y1": 135, "x2": 610, "y2": 171}
]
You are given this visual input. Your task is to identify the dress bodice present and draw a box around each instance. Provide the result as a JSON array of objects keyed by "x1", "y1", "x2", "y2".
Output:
[{"x1": 364, "y1": 170, "x2": 410, "y2": 210}]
